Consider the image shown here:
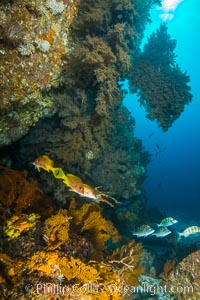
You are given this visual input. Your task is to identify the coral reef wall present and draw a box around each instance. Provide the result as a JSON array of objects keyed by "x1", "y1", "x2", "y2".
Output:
[
  {"x1": 0, "y1": 0, "x2": 160, "y2": 250},
  {"x1": 8, "y1": 0, "x2": 155, "y2": 212},
  {"x1": 0, "y1": 0, "x2": 78, "y2": 145},
  {"x1": 160, "y1": 250, "x2": 200, "y2": 300}
]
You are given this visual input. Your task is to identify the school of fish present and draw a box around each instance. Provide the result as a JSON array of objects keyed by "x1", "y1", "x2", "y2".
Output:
[{"x1": 132, "y1": 217, "x2": 200, "y2": 242}]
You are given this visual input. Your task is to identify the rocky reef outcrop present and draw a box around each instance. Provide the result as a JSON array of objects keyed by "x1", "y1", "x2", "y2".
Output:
[{"x1": 0, "y1": 0, "x2": 78, "y2": 145}]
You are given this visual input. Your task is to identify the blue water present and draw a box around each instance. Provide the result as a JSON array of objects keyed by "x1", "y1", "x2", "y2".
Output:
[{"x1": 124, "y1": 0, "x2": 200, "y2": 218}]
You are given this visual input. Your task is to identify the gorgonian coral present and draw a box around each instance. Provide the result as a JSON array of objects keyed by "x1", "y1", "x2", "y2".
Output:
[
  {"x1": 69, "y1": 199, "x2": 121, "y2": 250},
  {"x1": 44, "y1": 209, "x2": 70, "y2": 250},
  {"x1": 0, "y1": 166, "x2": 52, "y2": 221},
  {"x1": 0, "y1": 174, "x2": 144, "y2": 299}
]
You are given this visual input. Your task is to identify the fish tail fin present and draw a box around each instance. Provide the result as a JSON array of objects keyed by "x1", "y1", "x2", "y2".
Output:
[
  {"x1": 176, "y1": 232, "x2": 182, "y2": 242},
  {"x1": 52, "y1": 168, "x2": 66, "y2": 180}
]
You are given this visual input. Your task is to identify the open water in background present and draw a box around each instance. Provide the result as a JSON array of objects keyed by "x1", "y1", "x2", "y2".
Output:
[{"x1": 124, "y1": 0, "x2": 200, "y2": 219}]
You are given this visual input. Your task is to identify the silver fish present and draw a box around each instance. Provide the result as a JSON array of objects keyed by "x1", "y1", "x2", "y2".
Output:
[
  {"x1": 132, "y1": 225, "x2": 155, "y2": 237},
  {"x1": 158, "y1": 217, "x2": 178, "y2": 227},
  {"x1": 178, "y1": 226, "x2": 200, "y2": 238},
  {"x1": 153, "y1": 226, "x2": 171, "y2": 238}
]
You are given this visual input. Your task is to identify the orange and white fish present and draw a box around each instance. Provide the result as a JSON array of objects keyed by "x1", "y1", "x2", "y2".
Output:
[
  {"x1": 81, "y1": 184, "x2": 97, "y2": 200},
  {"x1": 33, "y1": 155, "x2": 119, "y2": 207},
  {"x1": 64, "y1": 174, "x2": 85, "y2": 195},
  {"x1": 67, "y1": 180, "x2": 113, "y2": 206},
  {"x1": 33, "y1": 155, "x2": 54, "y2": 172}
]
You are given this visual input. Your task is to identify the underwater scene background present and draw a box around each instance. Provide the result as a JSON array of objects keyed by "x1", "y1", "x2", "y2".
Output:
[
  {"x1": 0, "y1": 0, "x2": 199, "y2": 299},
  {"x1": 125, "y1": 0, "x2": 200, "y2": 219}
]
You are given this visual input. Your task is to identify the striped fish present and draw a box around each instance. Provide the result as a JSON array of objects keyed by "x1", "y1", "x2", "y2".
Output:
[
  {"x1": 158, "y1": 217, "x2": 178, "y2": 227},
  {"x1": 153, "y1": 226, "x2": 171, "y2": 238},
  {"x1": 132, "y1": 225, "x2": 155, "y2": 237},
  {"x1": 178, "y1": 226, "x2": 200, "y2": 238}
]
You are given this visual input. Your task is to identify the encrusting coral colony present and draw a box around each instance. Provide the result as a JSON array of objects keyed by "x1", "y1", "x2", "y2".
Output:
[{"x1": 0, "y1": 0, "x2": 197, "y2": 300}]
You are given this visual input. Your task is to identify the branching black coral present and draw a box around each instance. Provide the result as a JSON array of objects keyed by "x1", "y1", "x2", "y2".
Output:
[{"x1": 129, "y1": 22, "x2": 193, "y2": 131}]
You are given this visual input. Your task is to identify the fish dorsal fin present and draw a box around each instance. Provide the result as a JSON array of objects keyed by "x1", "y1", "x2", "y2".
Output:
[{"x1": 42, "y1": 155, "x2": 54, "y2": 167}]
